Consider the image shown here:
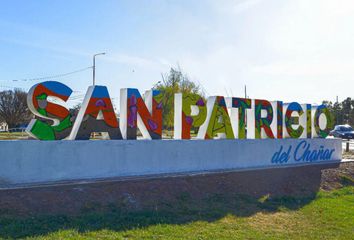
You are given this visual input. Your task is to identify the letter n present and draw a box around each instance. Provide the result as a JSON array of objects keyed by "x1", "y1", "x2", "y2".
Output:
[{"x1": 120, "y1": 88, "x2": 163, "y2": 139}]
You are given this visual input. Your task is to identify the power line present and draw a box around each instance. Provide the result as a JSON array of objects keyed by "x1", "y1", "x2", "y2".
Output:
[
  {"x1": 69, "y1": 94, "x2": 86, "y2": 100},
  {"x1": 0, "y1": 85, "x2": 18, "y2": 89},
  {"x1": 0, "y1": 66, "x2": 92, "y2": 82}
]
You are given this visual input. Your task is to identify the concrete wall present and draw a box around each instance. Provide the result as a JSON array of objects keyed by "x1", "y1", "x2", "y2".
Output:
[{"x1": 0, "y1": 138, "x2": 342, "y2": 187}]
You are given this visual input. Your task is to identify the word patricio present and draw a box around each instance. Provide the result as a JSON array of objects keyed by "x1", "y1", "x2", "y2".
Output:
[{"x1": 26, "y1": 81, "x2": 333, "y2": 141}]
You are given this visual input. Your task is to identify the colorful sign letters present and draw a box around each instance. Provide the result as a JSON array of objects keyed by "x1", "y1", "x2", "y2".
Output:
[{"x1": 26, "y1": 81, "x2": 334, "y2": 140}]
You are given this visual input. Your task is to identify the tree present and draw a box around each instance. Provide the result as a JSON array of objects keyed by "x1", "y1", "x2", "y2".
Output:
[
  {"x1": 323, "y1": 98, "x2": 354, "y2": 127},
  {"x1": 155, "y1": 67, "x2": 203, "y2": 130},
  {"x1": 0, "y1": 89, "x2": 32, "y2": 129},
  {"x1": 69, "y1": 103, "x2": 81, "y2": 118},
  {"x1": 332, "y1": 101, "x2": 343, "y2": 125},
  {"x1": 341, "y1": 97, "x2": 354, "y2": 126}
]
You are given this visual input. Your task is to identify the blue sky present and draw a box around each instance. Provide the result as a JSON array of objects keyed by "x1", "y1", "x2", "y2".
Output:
[{"x1": 0, "y1": 0, "x2": 353, "y2": 107}]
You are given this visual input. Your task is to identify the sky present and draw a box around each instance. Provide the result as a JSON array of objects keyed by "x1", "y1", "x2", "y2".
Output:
[{"x1": 0, "y1": 0, "x2": 353, "y2": 107}]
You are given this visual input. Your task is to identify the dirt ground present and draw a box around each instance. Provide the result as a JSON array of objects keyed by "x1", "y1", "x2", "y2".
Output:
[
  {"x1": 321, "y1": 161, "x2": 354, "y2": 190},
  {"x1": 0, "y1": 161, "x2": 353, "y2": 217}
]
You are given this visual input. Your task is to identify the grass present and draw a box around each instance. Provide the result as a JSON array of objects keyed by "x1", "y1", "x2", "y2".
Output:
[
  {"x1": 0, "y1": 132, "x2": 28, "y2": 140},
  {"x1": 0, "y1": 186, "x2": 353, "y2": 239}
]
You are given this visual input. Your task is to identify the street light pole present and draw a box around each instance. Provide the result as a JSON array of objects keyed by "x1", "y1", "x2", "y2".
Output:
[{"x1": 92, "y1": 52, "x2": 106, "y2": 85}]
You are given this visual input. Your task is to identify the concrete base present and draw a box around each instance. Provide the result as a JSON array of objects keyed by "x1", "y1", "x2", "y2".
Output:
[{"x1": 0, "y1": 138, "x2": 342, "y2": 187}]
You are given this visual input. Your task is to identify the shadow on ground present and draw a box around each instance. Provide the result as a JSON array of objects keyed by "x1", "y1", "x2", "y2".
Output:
[{"x1": 0, "y1": 162, "x2": 351, "y2": 239}]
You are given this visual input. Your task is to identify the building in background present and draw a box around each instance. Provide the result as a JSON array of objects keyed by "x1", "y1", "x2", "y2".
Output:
[{"x1": 0, "y1": 122, "x2": 8, "y2": 132}]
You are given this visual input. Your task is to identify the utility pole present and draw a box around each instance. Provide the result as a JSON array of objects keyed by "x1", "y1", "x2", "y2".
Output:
[
  {"x1": 92, "y1": 52, "x2": 106, "y2": 85},
  {"x1": 244, "y1": 85, "x2": 247, "y2": 98}
]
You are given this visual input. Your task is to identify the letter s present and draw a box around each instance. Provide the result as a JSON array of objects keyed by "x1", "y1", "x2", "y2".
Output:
[{"x1": 26, "y1": 81, "x2": 73, "y2": 140}]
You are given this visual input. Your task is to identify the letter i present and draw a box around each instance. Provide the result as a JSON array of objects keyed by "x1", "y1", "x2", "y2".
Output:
[
  {"x1": 306, "y1": 104, "x2": 312, "y2": 138},
  {"x1": 277, "y1": 101, "x2": 283, "y2": 139}
]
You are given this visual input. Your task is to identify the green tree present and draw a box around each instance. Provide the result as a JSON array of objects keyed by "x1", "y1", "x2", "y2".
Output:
[
  {"x1": 155, "y1": 67, "x2": 203, "y2": 130},
  {"x1": 323, "y1": 98, "x2": 354, "y2": 127},
  {"x1": 339, "y1": 97, "x2": 354, "y2": 126},
  {"x1": 332, "y1": 101, "x2": 343, "y2": 125}
]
